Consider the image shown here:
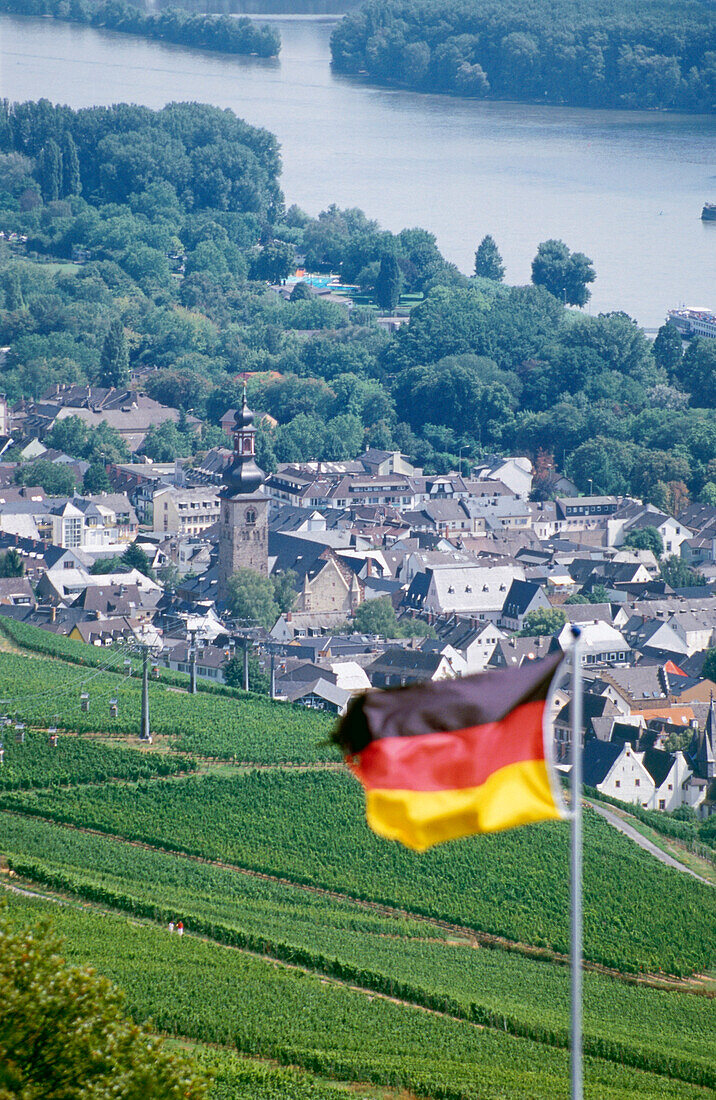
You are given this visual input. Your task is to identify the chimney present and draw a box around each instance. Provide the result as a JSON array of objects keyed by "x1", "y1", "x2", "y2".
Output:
[{"x1": 50, "y1": 606, "x2": 56, "y2": 623}]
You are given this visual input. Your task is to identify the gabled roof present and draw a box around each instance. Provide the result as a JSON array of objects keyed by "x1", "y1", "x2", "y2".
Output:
[
  {"x1": 641, "y1": 747, "x2": 676, "y2": 788},
  {"x1": 583, "y1": 740, "x2": 624, "y2": 787}
]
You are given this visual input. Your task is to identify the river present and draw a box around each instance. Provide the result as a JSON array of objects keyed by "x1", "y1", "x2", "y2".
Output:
[{"x1": 1, "y1": 13, "x2": 714, "y2": 327}]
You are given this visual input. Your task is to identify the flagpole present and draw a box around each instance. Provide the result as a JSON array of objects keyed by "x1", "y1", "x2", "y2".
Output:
[{"x1": 570, "y1": 625, "x2": 583, "y2": 1100}]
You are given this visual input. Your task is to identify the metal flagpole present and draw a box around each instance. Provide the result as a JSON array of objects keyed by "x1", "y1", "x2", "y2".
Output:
[{"x1": 570, "y1": 625, "x2": 583, "y2": 1100}]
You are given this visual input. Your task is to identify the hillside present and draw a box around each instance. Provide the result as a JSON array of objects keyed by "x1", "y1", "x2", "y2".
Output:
[{"x1": 1, "y1": 628, "x2": 715, "y2": 1097}]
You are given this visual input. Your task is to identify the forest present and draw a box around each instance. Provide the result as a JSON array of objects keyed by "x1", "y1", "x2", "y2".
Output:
[
  {"x1": 1, "y1": 99, "x2": 715, "y2": 509},
  {"x1": 330, "y1": 0, "x2": 716, "y2": 112},
  {"x1": 0, "y1": 0, "x2": 281, "y2": 57}
]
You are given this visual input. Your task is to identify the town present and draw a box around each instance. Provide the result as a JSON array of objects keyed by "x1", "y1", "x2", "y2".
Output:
[{"x1": 1, "y1": 378, "x2": 715, "y2": 820}]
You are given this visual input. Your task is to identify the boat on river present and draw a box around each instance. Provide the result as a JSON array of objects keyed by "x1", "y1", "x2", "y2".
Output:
[{"x1": 701, "y1": 202, "x2": 716, "y2": 221}]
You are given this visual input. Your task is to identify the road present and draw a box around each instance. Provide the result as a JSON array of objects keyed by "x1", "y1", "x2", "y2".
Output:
[{"x1": 588, "y1": 801, "x2": 713, "y2": 887}]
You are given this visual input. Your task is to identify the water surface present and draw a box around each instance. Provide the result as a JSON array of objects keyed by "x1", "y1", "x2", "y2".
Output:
[{"x1": 1, "y1": 14, "x2": 714, "y2": 326}]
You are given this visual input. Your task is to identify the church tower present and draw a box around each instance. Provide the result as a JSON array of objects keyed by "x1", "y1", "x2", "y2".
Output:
[{"x1": 218, "y1": 384, "x2": 269, "y2": 593}]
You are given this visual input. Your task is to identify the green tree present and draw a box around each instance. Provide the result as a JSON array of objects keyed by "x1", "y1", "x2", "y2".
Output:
[
  {"x1": 61, "y1": 131, "x2": 82, "y2": 197},
  {"x1": 3, "y1": 268, "x2": 24, "y2": 311},
  {"x1": 0, "y1": 549, "x2": 24, "y2": 577},
  {"x1": 226, "y1": 567, "x2": 280, "y2": 628},
  {"x1": 83, "y1": 461, "x2": 110, "y2": 494},
  {"x1": 473, "y1": 234, "x2": 505, "y2": 281},
  {"x1": 90, "y1": 555, "x2": 125, "y2": 575},
  {"x1": 157, "y1": 562, "x2": 180, "y2": 593},
  {"x1": 121, "y1": 543, "x2": 155, "y2": 580},
  {"x1": 38, "y1": 138, "x2": 61, "y2": 202},
  {"x1": 699, "y1": 481, "x2": 716, "y2": 505},
  {"x1": 659, "y1": 555, "x2": 706, "y2": 589},
  {"x1": 702, "y1": 648, "x2": 716, "y2": 683},
  {"x1": 586, "y1": 584, "x2": 611, "y2": 604},
  {"x1": 271, "y1": 570, "x2": 297, "y2": 614},
  {"x1": 14, "y1": 459, "x2": 77, "y2": 496},
  {"x1": 622, "y1": 526, "x2": 664, "y2": 558},
  {"x1": 375, "y1": 253, "x2": 402, "y2": 311},
  {"x1": 652, "y1": 322, "x2": 683, "y2": 374},
  {"x1": 681, "y1": 338, "x2": 716, "y2": 406},
  {"x1": 519, "y1": 607, "x2": 566, "y2": 636},
  {"x1": 353, "y1": 596, "x2": 400, "y2": 636},
  {"x1": 531, "y1": 239, "x2": 596, "y2": 307},
  {"x1": 223, "y1": 651, "x2": 270, "y2": 694},
  {"x1": 98, "y1": 320, "x2": 130, "y2": 389},
  {"x1": 289, "y1": 281, "x2": 313, "y2": 301},
  {"x1": 0, "y1": 903, "x2": 207, "y2": 1099},
  {"x1": 250, "y1": 241, "x2": 295, "y2": 284}
]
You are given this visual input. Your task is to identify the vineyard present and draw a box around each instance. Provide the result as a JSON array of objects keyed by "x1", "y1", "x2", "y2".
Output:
[
  {"x1": 1, "y1": 892, "x2": 711, "y2": 1100},
  {"x1": 1, "y1": 637, "x2": 715, "y2": 1098},
  {"x1": 3, "y1": 769, "x2": 713, "y2": 975},
  {"x1": 0, "y1": 647, "x2": 332, "y2": 763}
]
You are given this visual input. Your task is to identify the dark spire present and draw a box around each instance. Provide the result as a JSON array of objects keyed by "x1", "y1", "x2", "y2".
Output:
[{"x1": 223, "y1": 381, "x2": 265, "y2": 497}]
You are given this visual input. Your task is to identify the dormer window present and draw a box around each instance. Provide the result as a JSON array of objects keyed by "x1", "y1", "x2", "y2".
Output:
[
  {"x1": 465, "y1": 585, "x2": 472, "y2": 592},
  {"x1": 447, "y1": 585, "x2": 455, "y2": 594}
]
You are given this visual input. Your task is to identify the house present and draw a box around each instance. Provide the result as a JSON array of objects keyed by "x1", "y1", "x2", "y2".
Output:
[
  {"x1": 555, "y1": 621, "x2": 632, "y2": 667},
  {"x1": 500, "y1": 579, "x2": 551, "y2": 631},
  {"x1": 489, "y1": 635, "x2": 555, "y2": 669},
  {"x1": 583, "y1": 740, "x2": 656, "y2": 807},
  {"x1": 413, "y1": 564, "x2": 524, "y2": 621},
  {"x1": 153, "y1": 487, "x2": 222, "y2": 536},
  {"x1": 367, "y1": 646, "x2": 456, "y2": 688},
  {"x1": 293, "y1": 549, "x2": 364, "y2": 618},
  {"x1": 432, "y1": 617, "x2": 506, "y2": 674},
  {"x1": 282, "y1": 677, "x2": 352, "y2": 715},
  {"x1": 0, "y1": 577, "x2": 35, "y2": 608},
  {"x1": 599, "y1": 665, "x2": 716, "y2": 715},
  {"x1": 685, "y1": 701, "x2": 716, "y2": 817}
]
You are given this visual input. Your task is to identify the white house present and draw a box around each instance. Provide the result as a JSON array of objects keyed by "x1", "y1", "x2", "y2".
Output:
[{"x1": 422, "y1": 564, "x2": 524, "y2": 620}]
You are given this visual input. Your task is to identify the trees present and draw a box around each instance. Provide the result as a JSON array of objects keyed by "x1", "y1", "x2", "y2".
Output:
[
  {"x1": 352, "y1": 596, "x2": 400, "y2": 637},
  {"x1": 250, "y1": 241, "x2": 295, "y2": 284},
  {"x1": 0, "y1": 549, "x2": 24, "y2": 577},
  {"x1": 680, "y1": 339, "x2": 716, "y2": 406},
  {"x1": 622, "y1": 526, "x2": 664, "y2": 558},
  {"x1": 226, "y1": 568, "x2": 280, "y2": 629},
  {"x1": 121, "y1": 543, "x2": 156, "y2": 580},
  {"x1": 82, "y1": 462, "x2": 110, "y2": 495},
  {"x1": 98, "y1": 320, "x2": 130, "y2": 389},
  {"x1": 473, "y1": 234, "x2": 504, "y2": 281},
  {"x1": 519, "y1": 608, "x2": 566, "y2": 636},
  {"x1": 0, "y1": 903, "x2": 207, "y2": 1100},
  {"x1": 652, "y1": 322, "x2": 682, "y2": 374},
  {"x1": 702, "y1": 648, "x2": 716, "y2": 683},
  {"x1": 61, "y1": 131, "x2": 82, "y2": 197},
  {"x1": 14, "y1": 459, "x2": 78, "y2": 496},
  {"x1": 531, "y1": 239, "x2": 596, "y2": 307},
  {"x1": 659, "y1": 555, "x2": 705, "y2": 589},
  {"x1": 38, "y1": 138, "x2": 61, "y2": 202},
  {"x1": 375, "y1": 253, "x2": 402, "y2": 311}
]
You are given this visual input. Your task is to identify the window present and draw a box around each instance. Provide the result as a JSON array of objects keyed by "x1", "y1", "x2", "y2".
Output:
[
  {"x1": 659, "y1": 799, "x2": 666, "y2": 809},
  {"x1": 245, "y1": 508, "x2": 256, "y2": 526},
  {"x1": 668, "y1": 783, "x2": 673, "y2": 790},
  {"x1": 635, "y1": 779, "x2": 640, "y2": 787},
  {"x1": 615, "y1": 780, "x2": 621, "y2": 788}
]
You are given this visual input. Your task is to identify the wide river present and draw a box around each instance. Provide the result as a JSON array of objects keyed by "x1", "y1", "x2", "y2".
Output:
[{"x1": 1, "y1": 13, "x2": 715, "y2": 326}]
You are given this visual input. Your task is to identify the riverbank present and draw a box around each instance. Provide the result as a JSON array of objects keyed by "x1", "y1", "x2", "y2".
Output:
[{"x1": 0, "y1": 0, "x2": 281, "y2": 57}]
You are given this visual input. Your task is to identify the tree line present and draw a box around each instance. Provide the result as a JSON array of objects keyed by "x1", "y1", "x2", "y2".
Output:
[
  {"x1": 330, "y1": 0, "x2": 716, "y2": 112},
  {"x1": 0, "y1": 0, "x2": 280, "y2": 57},
  {"x1": 0, "y1": 101, "x2": 715, "y2": 509}
]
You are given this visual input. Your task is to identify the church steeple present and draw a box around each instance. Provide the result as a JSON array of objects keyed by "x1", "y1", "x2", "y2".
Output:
[
  {"x1": 689, "y1": 696, "x2": 716, "y2": 780},
  {"x1": 224, "y1": 382, "x2": 265, "y2": 498}
]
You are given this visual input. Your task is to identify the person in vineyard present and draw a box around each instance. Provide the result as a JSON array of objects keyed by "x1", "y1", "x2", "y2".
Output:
[
  {"x1": 176, "y1": 920, "x2": 184, "y2": 937},
  {"x1": 168, "y1": 920, "x2": 175, "y2": 933}
]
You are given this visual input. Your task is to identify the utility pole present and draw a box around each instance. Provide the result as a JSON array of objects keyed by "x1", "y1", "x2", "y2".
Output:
[
  {"x1": 270, "y1": 649, "x2": 276, "y2": 700},
  {"x1": 140, "y1": 643, "x2": 151, "y2": 741},
  {"x1": 189, "y1": 629, "x2": 197, "y2": 695},
  {"x1": 243, "y1": 637, "x2": 250, "y2": 692}
]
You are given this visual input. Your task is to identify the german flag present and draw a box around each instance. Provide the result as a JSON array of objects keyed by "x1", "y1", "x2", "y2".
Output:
[{"x1": 332, "y1": 652, "x2": 565, "y2": 851}]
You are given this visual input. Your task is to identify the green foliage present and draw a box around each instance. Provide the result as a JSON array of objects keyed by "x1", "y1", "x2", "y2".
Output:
[
  {"x1": 0, "y1": 900, "x2": 207, "y2": 1099},
  {"x1": 0, "y1": 0, "x2": 280, "y2": 58},
  {"x1": 5, "y1": 890, "x2": 704, "y2": 1100},
  {"x1": 82, "y1": 461, "x2": 110, "y2": 494},
  {"x1": 702, "y1": 648, "x2": 716, "y2": 683},
  {"x1": 98, "y1": 318, "x2": 129, "y2": 388},
  {"x1": 653, "y1": 322, "x2": 683, "y2": 373},
  {"x1": 352, "y1": 596, "x2": 399, "y2": 636},
  {"x1": 250, "y1": 241, "x2": 295, "y2": 284},
  {"x1": 374, "y1": 253, "x2": 402, "y2": 310},
  {"x1": 622, "y1": 525, "x2": 663, "y2": 558},
  {"x1": 13, "y1": 458, "x2": 78, "y2": 496},
  {"x1": 330, "y1": 0, "x2": 716, "y2": 112},
  {"x1": 658, "y1": 555, "x2": 706, "y2": 589},
  {"x1": 0, "y1": 729, "x2": 194, "y2": 792},
  {"x1": 226, "y1": 568, "x2": 280, "y2": 629},
  {"x1": 121, "y1": 543, "x2": 155, "y2": 580},
  {"x1": 473, "y1": 234, "x2": 504, "y2": 280},
  {"x1": 4, "y1": 770, "x2": 714, "y2": 976},
  {"x1": 531, "y1": 239, "x2": 596, "y2": 307},
  {"x1": 519, "y1": 607, "x2": 566, "y2": 636},
  {"x1": 0, "y1": 549, "x2": 24, "y2": 578}
]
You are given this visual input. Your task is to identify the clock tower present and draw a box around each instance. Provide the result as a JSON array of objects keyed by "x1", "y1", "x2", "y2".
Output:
[{"x1": 217, "y1": 383, "x2": 269, "y2": 593}]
